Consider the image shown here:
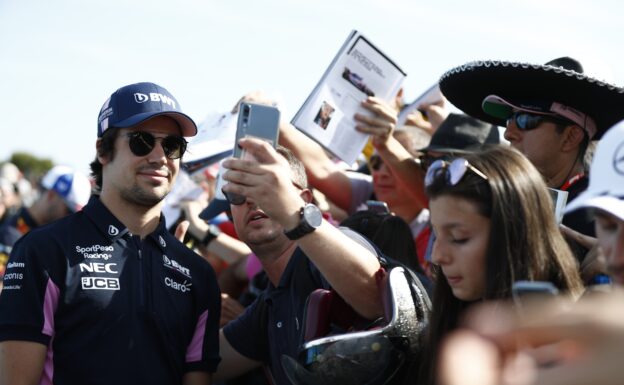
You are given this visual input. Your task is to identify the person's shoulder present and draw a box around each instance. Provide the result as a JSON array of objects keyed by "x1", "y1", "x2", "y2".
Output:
[
  {"x1": 27, "y1": 211, "x2": 85, "y2": 241},
  {"x1": 0, "y1": 222, "x2": 21, "y2": 246}
]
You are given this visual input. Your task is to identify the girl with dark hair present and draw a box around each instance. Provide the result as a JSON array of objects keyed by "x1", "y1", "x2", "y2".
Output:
[{"x1": 422, "y1": 145, "x2": 583, "y2": 384}]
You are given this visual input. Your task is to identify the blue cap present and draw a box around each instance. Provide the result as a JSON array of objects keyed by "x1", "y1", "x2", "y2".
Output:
[
  {"x1": 97, "y1": 82, "x2": 197, "y2": 137},
  {"x1": 199, "y1": 198, "x2": 230, "y2": 221}
]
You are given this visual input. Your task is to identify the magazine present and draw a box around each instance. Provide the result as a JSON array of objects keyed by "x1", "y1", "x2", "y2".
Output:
[
  {"x1": 548, "y1": 188, "x2": 569, "y2": 224},
  {"x1": 182, "y1": 112, "x2": 237, "y2": 174},
  {"x1": 292, "y1": 30, "x2": 406, "y2": 164},
  {"x1": 397, "y1": 84, "x2": 443, "y2": 127}
]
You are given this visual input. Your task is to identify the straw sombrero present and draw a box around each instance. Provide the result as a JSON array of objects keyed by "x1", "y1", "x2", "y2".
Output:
[{"x1": 439, "y1": 57, "x2": 624, "y2": 139}]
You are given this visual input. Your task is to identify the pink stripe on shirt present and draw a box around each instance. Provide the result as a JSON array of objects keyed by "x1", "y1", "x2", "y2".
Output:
[
  {"x1": 41, "y1": 278, "x2": 60, "y2": 385},
  {"x1": 186, "y1": 310, "x2": 208, "y2": 362}
]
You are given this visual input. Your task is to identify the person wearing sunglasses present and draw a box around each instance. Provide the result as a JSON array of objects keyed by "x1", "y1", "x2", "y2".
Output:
[
  {"x1": 278, "y1": 98, "x2": 433, "y2": 270},
  {"x1": 418, "y1": 145, "x2": 584, "y2": 385},
  {"x1": 211, "y1": 140, "x2": 384, "y2": 385},
  {"x1": 439, "y1": 56, "x2": 624, "y2": 281},
  {"x1": 0, "y1": 82, "x2": 221, "y2": 385}
]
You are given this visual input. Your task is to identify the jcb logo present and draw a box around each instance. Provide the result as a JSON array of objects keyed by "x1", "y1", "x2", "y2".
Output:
[
  {"x1": 81, "y1": 277, "x2": 120, "y2": 290},
  {"x1": 79, "y1": 262, "x2": 118, "y2": 274}
]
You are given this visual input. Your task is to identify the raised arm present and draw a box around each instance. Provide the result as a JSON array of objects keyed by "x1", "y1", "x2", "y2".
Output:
[
  {"x1": 278, "y1": 121, "x2": 354, "y2": 212},
  {"x1": 222, "y1": 138, "x2": 383, "y2": 319},
  {"x1": 212, "y1": 330, "x2": 262, "y2": 383},
  {"x1": 355, "y1": 97, "x2": 428, "y2": 208}
]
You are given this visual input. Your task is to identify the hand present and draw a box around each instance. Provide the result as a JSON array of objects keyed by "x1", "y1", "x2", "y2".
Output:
[
  {"x1": 175, "y1": 220, "x2": 190, "y2": 243},
  {"x1": 221, "y1": 137, "x2": 306, "y2": 229},
  {"x1": 354, "y1": 97, "x2": 398, "y2": 148},
  {"x1": 560, "y1": 224, "x2": 605, "y2": 282},
  {"x1": 404, "y1": 99, "x2": 449, "y2": 134},
  {"x1": 179, "y1": 200, "x2": 210, "y2": 241},
  {"x1": 439, "y1": 291, "x2": 624, "y2": 385}
]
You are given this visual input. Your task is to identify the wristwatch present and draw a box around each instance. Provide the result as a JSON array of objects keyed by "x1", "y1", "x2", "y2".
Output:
[
  {"x1": 201, "y1": 224, "x2": 222, "y2": 247},
  {"x1": 284, "y1": 203, "x2": 323, "y2": 240}
]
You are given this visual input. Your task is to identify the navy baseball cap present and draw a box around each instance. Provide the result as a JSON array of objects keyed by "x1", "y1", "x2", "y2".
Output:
[{"x1": 97, "y1": 82, "x2": 197, "y2": 137}]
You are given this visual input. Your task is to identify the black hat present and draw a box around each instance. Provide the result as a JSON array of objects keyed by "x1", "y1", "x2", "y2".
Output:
[
  {"x1": 420, "y1": 113, "x2": 499, "y2": 154},
  {"x1": 439, "y1": 57, "x2": 624, "y2": 140}
]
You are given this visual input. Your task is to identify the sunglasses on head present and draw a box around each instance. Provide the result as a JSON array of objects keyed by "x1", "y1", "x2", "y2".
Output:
[
  {"x1": 424, "y1": 158, "x2": 488, "y2": 187},
  {"x1": 223, "y1": 180, "x2": 307, "y2": 205},
  {"x1": 126, "y1": 131, "x2": 187, "y2": 160},
  {"x1": 506, "y1": 111, "x2": 572, "y2": 131}
]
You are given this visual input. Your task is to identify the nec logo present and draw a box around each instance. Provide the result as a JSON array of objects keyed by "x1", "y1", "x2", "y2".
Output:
[
  {"x1": 82, "y1": 277, "x2": 120, "y2": 290},
  {"x1": 79, "y1": 262, "x2": 118, "y2": 274},
  {"x1": 134, "y1": 92, "x2": 176, "y2": 108}
]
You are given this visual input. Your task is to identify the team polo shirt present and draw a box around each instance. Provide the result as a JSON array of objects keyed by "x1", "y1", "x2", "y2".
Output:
[
  {"x1": 224, "y1": 228, "x2": 378, "y2": 385},
  {"x1": 224, "y1": 247, "x2": 329, "y2": 385},
  {"x1": 0, "y1": 196, "x2": 221, "y2": 385}
]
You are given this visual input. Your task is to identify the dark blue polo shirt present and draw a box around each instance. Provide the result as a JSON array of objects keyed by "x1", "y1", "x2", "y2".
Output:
[
  {"x1": 224, "y1": 247, "x2": 330, "y2": 385},
  {"x1": 0, "y1": 196, "x2": 221, "y2": 385}
]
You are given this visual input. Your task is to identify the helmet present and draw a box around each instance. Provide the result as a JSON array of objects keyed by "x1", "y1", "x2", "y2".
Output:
[{"x1": 282, "y1": 267, "x2": 430, "y2": 385}]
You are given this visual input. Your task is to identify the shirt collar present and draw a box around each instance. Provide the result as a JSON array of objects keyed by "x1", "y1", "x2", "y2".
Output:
[{"x1": 83, "y1": 195, "x2": 170, "y2": 252}]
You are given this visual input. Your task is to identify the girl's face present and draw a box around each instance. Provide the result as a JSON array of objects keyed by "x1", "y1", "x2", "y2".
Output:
[
  {"x1": 430, "y1": 195, "x2": 491, "y2": 301},
  {"x1": 595, "y1": 210, "x2": 624, "y2": 285}
]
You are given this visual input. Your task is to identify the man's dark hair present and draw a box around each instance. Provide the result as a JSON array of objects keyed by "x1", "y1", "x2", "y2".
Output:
[
  {"x1": 276, "y1": 145, "x2": 308, "y2": 189},
  {"x1": 89, "y1": 128, "x2": 119, "y2": 190}
]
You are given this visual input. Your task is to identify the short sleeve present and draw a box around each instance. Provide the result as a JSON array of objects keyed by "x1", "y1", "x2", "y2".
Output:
[
  {"x1": 0, "y1": 232, "x2": 63, "y2": 345},
  {"x1": 185, "y1": 259, "x2": 222, "y2": 373},
  {"x1": 222, "y1": 296, "x2": 269, "y2": 362}
]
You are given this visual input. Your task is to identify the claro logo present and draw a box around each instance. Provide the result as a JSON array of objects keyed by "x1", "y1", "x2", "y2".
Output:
[{"x1": 165, "y1": 277, "x2": 192, "y2": 293}]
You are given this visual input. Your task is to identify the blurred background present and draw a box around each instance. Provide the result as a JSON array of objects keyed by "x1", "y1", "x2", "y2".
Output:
[{"x1": 1, "y1": 0, "x2": 622, "y2": 176}]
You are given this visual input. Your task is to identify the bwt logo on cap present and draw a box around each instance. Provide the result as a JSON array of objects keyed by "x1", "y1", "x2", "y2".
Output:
[
  {"x1": 97, "y1": 82, "x2": 198, "y2": 138},
  {"x1": 133, "y1": 92, "x2": 177, "y2": 109}
]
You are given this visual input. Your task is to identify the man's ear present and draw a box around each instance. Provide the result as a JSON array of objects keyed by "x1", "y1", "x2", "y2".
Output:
[
  {"x1": 300, "y1": 189, "x2": 314, "y2": 204},
  {"x1": 561, "y1": 125, "x2": 585, "y2": 152},
  {"x1": 96, "y1": 139, "x2": 110, "y2": 165}
]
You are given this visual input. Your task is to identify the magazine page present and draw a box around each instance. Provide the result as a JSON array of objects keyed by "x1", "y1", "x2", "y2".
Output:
[
  {"x1": 292, "y1": 30, "x2": 406, "y2": 164},
  {"x1": 182, "y1": 112, "x2": 237, "y2": 174},
  {"x1": 548, "y1": 187, "x2": 569, "y2": 224},
  {"x1": 396, "y1": 83, "x2": 443, "y2": 127}
]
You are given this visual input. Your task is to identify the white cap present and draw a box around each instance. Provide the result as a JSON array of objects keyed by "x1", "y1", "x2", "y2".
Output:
[
  {"x1": 41, "y1": 166, "x2": 92, "y2": 212},
  {"x1": 564, "y1": 120, "x2": 624, "y2": 220}
]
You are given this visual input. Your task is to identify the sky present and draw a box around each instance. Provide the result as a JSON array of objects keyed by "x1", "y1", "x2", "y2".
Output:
[{"x1": 1, "y1": 0, "x2": 623, "y2": 176}]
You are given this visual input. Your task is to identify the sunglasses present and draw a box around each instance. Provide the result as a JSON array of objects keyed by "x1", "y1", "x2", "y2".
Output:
[
  {"x1": 424, "y1": 158, "x2": 488, "y2": 187},
  {"x1": 417, "y1": 154, "x2": 445, "y2": 171},
  {"x1": 126, "y1": 132, "x2": 187, "y2": 160},
  {"x1": 369, "y1": 154, "x2": 383, "y2": 171},
  {"x1": 223, "y1": 180, "x2": 307, "y2": 205},
  {"x1": 506, "y1": 111, "x2": 571, "y2": 131}
]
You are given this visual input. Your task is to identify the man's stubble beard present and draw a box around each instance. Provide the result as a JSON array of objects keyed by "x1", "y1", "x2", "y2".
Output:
[{"x1": 120, "y1": 183, "x2": 170, "y2": 208}]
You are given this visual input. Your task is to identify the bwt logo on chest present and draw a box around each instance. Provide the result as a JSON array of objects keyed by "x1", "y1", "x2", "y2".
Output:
[{"x1": 134, "y1": 92, "x2": 176, "y2": 108}]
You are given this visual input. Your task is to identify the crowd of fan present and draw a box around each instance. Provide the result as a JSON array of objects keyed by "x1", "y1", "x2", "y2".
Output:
[{"x1": 1, "y1": 56, "x2": 624, "y2": 385}]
